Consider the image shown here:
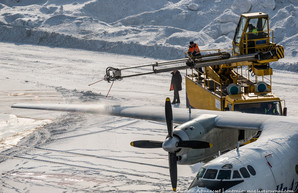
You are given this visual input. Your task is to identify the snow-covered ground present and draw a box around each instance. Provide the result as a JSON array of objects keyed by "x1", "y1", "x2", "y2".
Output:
[
  {"x1": 0, "y1": 42, "x2": 298, "y2": 192},
  {"x1": 0, "y1": 42, "x2": 196, "y2": 192},
  {"x1": 0, "y1": 0, "x2": 297, "y2": 192}
]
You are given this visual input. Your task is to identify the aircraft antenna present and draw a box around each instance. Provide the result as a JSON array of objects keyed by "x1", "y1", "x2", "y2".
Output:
[{"x1": 236, "y1": 142, "x2": 240, "y2": 156}]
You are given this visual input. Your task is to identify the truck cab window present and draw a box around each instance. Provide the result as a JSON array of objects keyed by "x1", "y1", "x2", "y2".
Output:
[{"x1": 234, "y1": 17, "x2": 247, "y2": 44}]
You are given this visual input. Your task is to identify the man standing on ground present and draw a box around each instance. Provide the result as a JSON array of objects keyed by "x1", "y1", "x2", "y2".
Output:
[{"x1": 170, "y1": 70, "x2": 182, "y2": 104}]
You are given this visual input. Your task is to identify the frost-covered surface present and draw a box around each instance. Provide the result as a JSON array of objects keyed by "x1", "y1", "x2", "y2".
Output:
[
  {"x1": 0, "y1": 0, "x2": 297, "y2": 63},
  {"x1": 0, "y1": 0, "x2": 297, "y2": 192},
  {"x1": 0, "y1": 43, "x2": 194, "y2": 192},
  {"x1": 0, "y1": 42, "x2": 298, "y2": 192},
  {"x1": 0, "y1": 114, "x2": 51, "y2": 150}
]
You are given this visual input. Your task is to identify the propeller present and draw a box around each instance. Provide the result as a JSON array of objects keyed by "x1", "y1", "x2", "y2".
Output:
[
  {"x1": 130, "y1": 140, "x2": 162, "y2": 148},
  {"x1": 177, "y1": 140, "x2": 212, "y2": 149},
  {"x1": 165, "y1": 97, "x2": 173, "y2": 138},
  {"x1": 130, "y1": 97, "x2": 212, "y2": 191},
  {"x1": 165, "y1": 97, "x2": 177, "y2": 191}
]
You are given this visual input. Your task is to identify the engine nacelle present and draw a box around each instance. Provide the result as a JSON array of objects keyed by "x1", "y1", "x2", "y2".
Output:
[{"x1": 173, "y1": 114, "x2": 217, "y2": 165}]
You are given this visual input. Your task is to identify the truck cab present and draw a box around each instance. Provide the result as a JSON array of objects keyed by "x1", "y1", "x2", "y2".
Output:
[{"x1": 232, "y1": 12, "x2": 284, "y2": 61}]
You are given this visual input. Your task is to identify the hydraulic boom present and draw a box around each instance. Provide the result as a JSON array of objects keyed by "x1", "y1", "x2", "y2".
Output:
[{"x1": 104, "y1": 51, "x2": 268, "y2": 82}]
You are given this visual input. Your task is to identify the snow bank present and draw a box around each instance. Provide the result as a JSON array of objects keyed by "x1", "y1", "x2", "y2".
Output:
[
  {"x1": 0, "y1": 114, "x2": 51, "y2": 151},
  {"x1": 0, "y1": 0, "x2": 297, "y2": 63}
]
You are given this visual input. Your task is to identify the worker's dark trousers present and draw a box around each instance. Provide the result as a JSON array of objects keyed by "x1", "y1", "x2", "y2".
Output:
[{"x1": 173, "y1": 90, "x2": 180, "y2": 103}]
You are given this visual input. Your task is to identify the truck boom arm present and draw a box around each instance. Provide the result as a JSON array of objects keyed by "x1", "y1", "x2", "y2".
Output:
[{"x1": 104, "y1": 51, "x2": 266, "y2": 82}]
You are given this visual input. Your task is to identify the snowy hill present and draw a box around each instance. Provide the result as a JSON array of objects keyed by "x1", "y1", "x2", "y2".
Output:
[{"x1": 0, "y1": 0, "x2": 297, "y2": 64}]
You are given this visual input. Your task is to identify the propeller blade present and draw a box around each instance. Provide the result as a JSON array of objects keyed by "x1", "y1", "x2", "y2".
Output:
[
  {"x1": 165, "y1": 97, "x2": 173, "y2": 138},
  {"x1": 169, "y1": 152, "x2": 177, "y2": 191},
  {"x1": 177, "y1": 141, "x2": 213, "y2": 149},
  {"x1": 130, "y1": 140, "x2": 163, "y2": 148}
]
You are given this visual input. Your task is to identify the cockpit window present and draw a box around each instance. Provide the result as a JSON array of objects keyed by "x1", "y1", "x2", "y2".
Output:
[
  {"x1": 197, "y1": 168, "x2": 206, "y2": 178},
  {"x1": 247, "y1": 165, "x2": 256, "y2": 176},
  {"x1": 203, "y1": 169, "x2": 218, "y2": 179},
  {"x1": 240, "y1": 167, "x2": 250, "y2": 178},
  {"x1": 222, "y1": 164, "x2": 233, "y2": 169},
  {"x1": 232, "y1": 170, "x2": 242, "y2": 179},
  {"x1": 217, "y1": 170, "x2": 231, "y2": 179}
]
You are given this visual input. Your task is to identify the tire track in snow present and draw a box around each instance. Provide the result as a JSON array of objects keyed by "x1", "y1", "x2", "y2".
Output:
[
  {"x1": 0, "y1": 153, "x2": 171, "y2": 191},
  {"x1": 30, "y1": 146, "x2": 168, "y2": 169},
  {"x1": 54, "y1": 119, "x2": 139, "y2": 141}
]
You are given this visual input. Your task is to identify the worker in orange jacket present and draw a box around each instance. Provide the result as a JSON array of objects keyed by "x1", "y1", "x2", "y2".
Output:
[
  {"x1": 188, "y1": 41, "x2": 201, "y2": 56},
  {"x1": 188, "y1": 41, "x2": 203, "y2": 75}
]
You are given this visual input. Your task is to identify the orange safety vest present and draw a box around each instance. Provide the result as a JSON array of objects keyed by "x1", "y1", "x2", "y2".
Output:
[{"x1": 189, "y1": 43, "x2": 200, "y2": 53}]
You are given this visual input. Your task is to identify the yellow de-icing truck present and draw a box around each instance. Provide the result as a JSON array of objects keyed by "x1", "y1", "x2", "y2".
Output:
[
  {"x1": 104, "y1": 12, "x2": 286, "y2": 118},
  {"x1": 185, "y1": 12, "x2": 286, "y2": 117}
]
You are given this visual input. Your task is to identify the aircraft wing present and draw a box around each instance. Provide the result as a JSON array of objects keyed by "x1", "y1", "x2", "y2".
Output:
[{"x1": 11, "y1": 103, "x2": 268, "y2": 131}]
